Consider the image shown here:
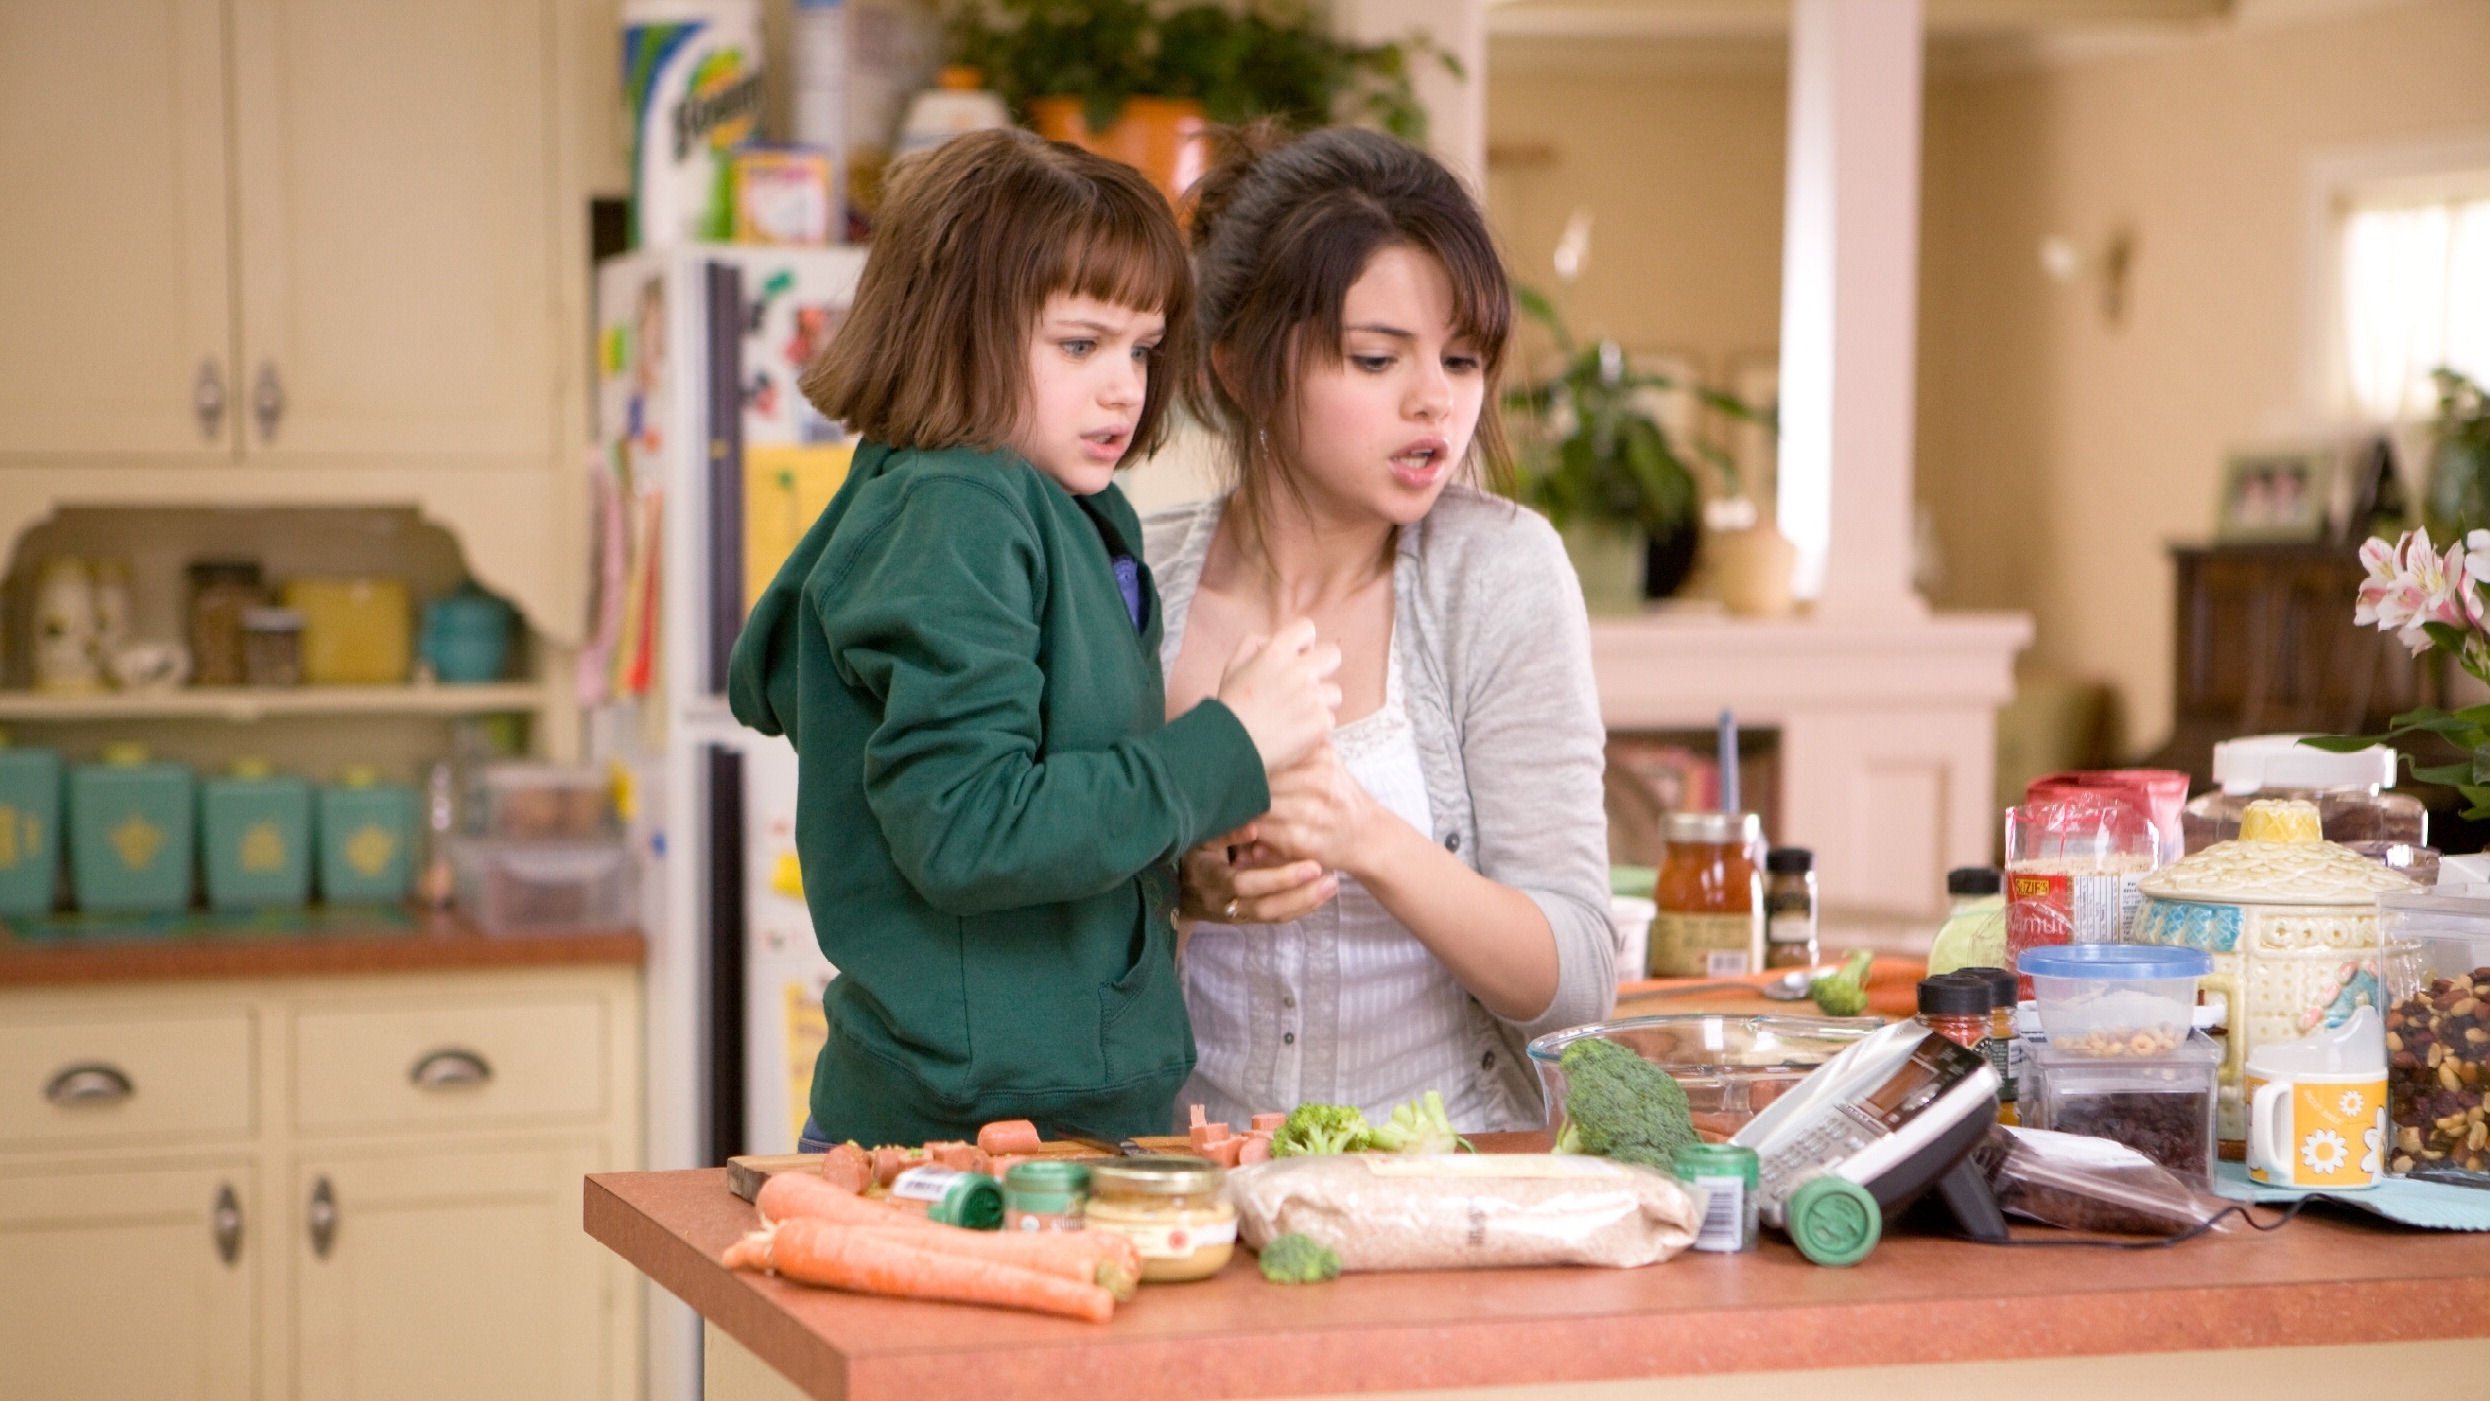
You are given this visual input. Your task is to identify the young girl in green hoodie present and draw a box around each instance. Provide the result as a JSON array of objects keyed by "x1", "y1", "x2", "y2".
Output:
[{"x1": 729, "y1": 129, "x2": 1339, "y2": 1147}]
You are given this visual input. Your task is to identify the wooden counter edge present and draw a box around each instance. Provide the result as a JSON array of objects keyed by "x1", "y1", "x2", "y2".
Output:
[
  {"x1": 584, "y1": 1168, "x2": 2490, "y2": 1401},
  {"x1": 0, "y1": 913, "x2": 646, "y2": 985}
]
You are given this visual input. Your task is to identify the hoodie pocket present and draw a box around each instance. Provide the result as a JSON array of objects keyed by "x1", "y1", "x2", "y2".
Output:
[{"x1": 1098, "y1": 924, "x2": 1190, "y2": 1085}]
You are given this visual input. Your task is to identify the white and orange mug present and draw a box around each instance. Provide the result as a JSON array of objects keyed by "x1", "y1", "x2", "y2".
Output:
[{"x1": 2245, "y1": 1066, "x2": 2386, "y2": 1190}]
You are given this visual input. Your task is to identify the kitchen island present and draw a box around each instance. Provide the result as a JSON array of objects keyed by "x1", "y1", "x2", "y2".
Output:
[{"x1": 586, "y1": 1135, "x2": 2490, "y2": 1401}]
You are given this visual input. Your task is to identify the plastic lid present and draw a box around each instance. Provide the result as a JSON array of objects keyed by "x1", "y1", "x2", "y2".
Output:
[
  {"x1": 1947, "y1": 867, "x2": 2002, "y2": 896},
  {"x1": 1918, "y1": 975, "x2": 1991, "y2": 1017},
  {"x1": 2213, "y1": 734, "x2": 2396, "y2": 796},
  {"x1": 1959, "y1": 965, "x2": 2018, "y2": 1007},
  {"x1": 1785, "y1": 1174, "x2": 1881, "y2": 1267},
  {"x1": 100, "y1": 742, "x2": 150, "y2": 766},
  {"x1": 2018, "y1": 943, "x2": 2212, "y2": 980},
  {"x1": 1002, "y1": 1160, "x2": 1091, "y2": 1215},
  {"x1": 1664, "y1": 811, "x2": 1762, "y2": 845},
  {"x1": 1089, "y1": 1156, "x2": 1224, "y2": 1197},
  {"x1": 1672, "y1": 1141, "x2": 1760, "y2": 1186},
  {"x1": 925, "y1": 1171, "x2": 1004, "y2": 1230},
  {"x1": 1765, "y1": 847, "x2": 1813, "y2": 875},
  {"x1": 228, "y1": 757, "x2": 274, "y2": 780},
  {"x1": 1610, "y1": 865, "x2": 1657, "y2": 899}
]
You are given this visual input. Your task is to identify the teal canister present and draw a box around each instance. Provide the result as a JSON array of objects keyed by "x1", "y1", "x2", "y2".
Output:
[
  {"x1": 0, "y1": 734, "x2": 64, "y2": 917},
  {"x1": 69, "y1": 744, "x2": 194, "y2": 914},
  {"x1": 318, "y1": 768, "x2": 417, "y2": 905},
  {"x1": 419, "y1": 582, "x2": 516, "y2": 684},
  {"x1": 201, "y1": 758, "x2": 313, "y2": 911}
]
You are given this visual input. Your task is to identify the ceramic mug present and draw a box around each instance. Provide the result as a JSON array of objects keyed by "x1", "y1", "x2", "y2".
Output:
[{"x1": 2246, "y1": 1066, "x2": 2387, "y2": 1189}]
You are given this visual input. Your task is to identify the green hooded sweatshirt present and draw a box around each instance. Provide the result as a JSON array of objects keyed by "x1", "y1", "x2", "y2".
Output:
[{"x1": 729, "y1": 441, "x2": 1269, "y2": 1144}]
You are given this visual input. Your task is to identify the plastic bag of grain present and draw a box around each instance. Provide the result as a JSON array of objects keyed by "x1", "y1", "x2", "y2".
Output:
[{"x1": 1227, "y1": 1154, "x2": 1701, "y2": 1271}]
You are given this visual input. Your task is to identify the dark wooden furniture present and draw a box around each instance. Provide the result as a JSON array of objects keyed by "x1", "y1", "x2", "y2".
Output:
[{"x1": 2150, "y1": 541, "x2": 2437, "y2": 784}]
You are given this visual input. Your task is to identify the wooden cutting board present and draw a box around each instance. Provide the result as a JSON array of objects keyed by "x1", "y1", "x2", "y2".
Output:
[{"x1": 725, "y1": 1136, "x2": 1194, "y2": 1202}]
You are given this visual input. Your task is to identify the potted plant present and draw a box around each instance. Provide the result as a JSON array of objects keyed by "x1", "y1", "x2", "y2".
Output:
[
  {"x1": 2422, "y1": 367, "x2": 2490, "y2": 543},
  {"x1": 940, "y1": 0, "x2": 1449, "y2": 201},
  {"x1": 1503, "y1": 286, "x2": 1765, "y2": 612}
]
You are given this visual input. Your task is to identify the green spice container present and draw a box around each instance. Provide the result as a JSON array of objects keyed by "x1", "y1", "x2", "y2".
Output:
[
  {"x1": 69, "y1": 744, "x2": 194, "y2": 914},
  {"x1": 884, "y1": 1165, "x2": 1004, "y2": 1229},
  {"x1": 0, "y1": 733, "x2": 63, "y2": 917},
  {"x1": 1783, "y1": 1174, "x2": 1881, "y2": 1268},
  {"x1": 1673, "y1": 1142, "x2": 1760, "y2": 1253},
  {"x1": 318, "y1": 767, "x2": 417, "y2": 905},
  {"x1": 201, "y1": 757, "x2": 312, "y2": 911},
  {"x1": 1003, "y1": 1160, "x2": 1091, "y2": 1232}
]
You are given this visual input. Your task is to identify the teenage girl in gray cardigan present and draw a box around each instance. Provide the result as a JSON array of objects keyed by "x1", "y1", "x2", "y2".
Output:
[{"x1": 1147, "y1": 125, "x2": 1616, "y2": 1133}]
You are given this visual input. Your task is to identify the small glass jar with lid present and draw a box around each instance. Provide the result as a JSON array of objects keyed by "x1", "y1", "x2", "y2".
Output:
[
  {"x1": 1650, "y1": 811, "x2": 1763, "y2": 979},
  {"x1": 1082, "y1": 1156, "x2": 1234, "y2": 1282},
  {"x1": 2179, "y1": 735, "x2": 2425, "y2": 854},
  {"x1": 1002, "y1": 1160, "x2": 1090, "y2": 1233}
]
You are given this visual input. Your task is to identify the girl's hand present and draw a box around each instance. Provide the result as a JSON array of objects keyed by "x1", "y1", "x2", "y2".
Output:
[
  {"x1": 1178, "y1": 823, "x2": 1338, "y2": 925},
  {"x1": 1253, "y1": 744, "x2": 1380, "y2": 877},
  {"x1": 1216, "y1": 619, "x2": 1341, "y2": 772}
]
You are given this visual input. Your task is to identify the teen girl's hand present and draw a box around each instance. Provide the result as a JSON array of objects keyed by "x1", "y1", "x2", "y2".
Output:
[
  {"x1": 1253, "y1": 743, "x2": 1381, "y2": 878},
  {"x1": 1178, "y1": 822, "x2": 1340, "y2": 925},
  {"x1": 1217, "y1": 618, "x2": 1341, "y2": 772}
]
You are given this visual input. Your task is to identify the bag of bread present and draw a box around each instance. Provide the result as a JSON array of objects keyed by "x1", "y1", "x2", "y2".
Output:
[{"x1": 1226, "y1": 1154, "x2": 1702, "y2": 1271}]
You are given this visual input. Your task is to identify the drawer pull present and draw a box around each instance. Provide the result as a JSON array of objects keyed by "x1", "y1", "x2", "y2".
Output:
[
  {"x1": 213, "y1": 1183, "x2": 243, "y2": 1267},
  {"x1": 43, "y1": 1062, "x2": 134, "y2": 1107},
  {"x1": 253, "y1": 361, "x2": 285, "y2": 441},
  {"x1": 308, "y1": 1176, "x2": 338, "y2": 1259},
  {"x1": 409, "y1": 1047, "x2": 493, "y2": 1090},
  {"x1": 194, "y1": 359, "x2": 226, "y2": 441}
]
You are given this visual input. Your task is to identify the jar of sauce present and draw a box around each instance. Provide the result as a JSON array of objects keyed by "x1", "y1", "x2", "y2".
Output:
[
  {"x1": 1650, "y1": 811, "x2": 1763, "y2": 978},
  {"x1": 1083, "y1": 1156, "x2": 1234, "y2": 1282}
]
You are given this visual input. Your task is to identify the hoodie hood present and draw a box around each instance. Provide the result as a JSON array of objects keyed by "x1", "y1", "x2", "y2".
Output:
[{"x1": 727, "y1": 440, "x2": 897, "y2": 744}]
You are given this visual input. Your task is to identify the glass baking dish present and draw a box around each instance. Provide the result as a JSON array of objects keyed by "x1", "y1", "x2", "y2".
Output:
[{"x1": 1526, "y1": 1013, "x2": 1882, "y2": 1142}]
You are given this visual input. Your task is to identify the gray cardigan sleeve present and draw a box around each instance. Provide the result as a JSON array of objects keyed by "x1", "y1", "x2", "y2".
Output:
[{"x1": 1437, "y1": 503, "x2": 1618, "y2": 1044}]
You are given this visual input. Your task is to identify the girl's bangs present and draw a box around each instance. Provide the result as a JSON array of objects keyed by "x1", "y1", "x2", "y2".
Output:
[{"x1": 1054, "y1": 206, "x2": 1187, "y2": 316}]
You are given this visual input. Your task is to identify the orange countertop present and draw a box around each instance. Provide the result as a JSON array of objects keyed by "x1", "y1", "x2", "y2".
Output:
[
  {"x1": 0, "y1": 906, "x2": 644, "y2": 985},
  {"x1": 586, "y1": 1137, "x2": 2490, "y2": 1401}
]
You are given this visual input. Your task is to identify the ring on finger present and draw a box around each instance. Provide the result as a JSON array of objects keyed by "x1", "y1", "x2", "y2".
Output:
[{"x1": 1222, "y1": 897, "x2": 1241, "y2": 920}]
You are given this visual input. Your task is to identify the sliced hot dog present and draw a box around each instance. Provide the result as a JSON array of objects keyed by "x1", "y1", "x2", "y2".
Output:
[
  {"x1": 818, "y1": 1141, "x2": 873, "y2": 1194},
  {"x1": 976, "y1": 1119, "x2": 1042, "y2": 1155}
]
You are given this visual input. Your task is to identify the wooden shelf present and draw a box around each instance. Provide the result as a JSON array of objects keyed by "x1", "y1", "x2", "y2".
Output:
[{"x1": 0, "y1": 682, "x2": 549, "y2": 722}]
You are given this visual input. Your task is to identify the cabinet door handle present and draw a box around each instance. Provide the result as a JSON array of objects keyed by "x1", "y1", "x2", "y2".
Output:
[
  {"x1": 408, "y1": 1046, "x2": 493, "y2": 1090},
  {"x1": 253, "y1": 362, "x2": 285, "y2": 441},
  {"x1": 194, "y1": 359, "x2": 226, "y2": 441},
  {"x1": 212, "y1": 1183, "x2": 243, "y2": 1267},
  {"x1": 307, "y1": 1176, "x2": 338, "y2": 1259},
  {"x1": 43, "y1": 1061, "x2": 134, "y2": 1107}
]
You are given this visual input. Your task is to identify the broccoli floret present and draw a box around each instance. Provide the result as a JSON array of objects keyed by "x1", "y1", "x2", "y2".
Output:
[
  {"x1": 1256, "y1": 1232, "x2": 1342, "y2": 1284},
  {"x1": 1550, "y1": 1036, "x2": 1697, "y2": 1171},
  {"x1": 1360, "y1": 1090, "x2": 1472, "y2": 1155},
  {"x1": 1810, "y1": 947, "x2": 1875, "y2": 1018},
  {"x1": 1270, "y1": 1102, "x2": 1374, "y2": 1157}
]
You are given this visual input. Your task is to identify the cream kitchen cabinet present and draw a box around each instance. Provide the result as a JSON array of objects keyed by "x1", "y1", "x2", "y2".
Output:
[
  {"x1": 0, "y1": 0, "x2": 615, "y2": 644},
  {"x1": 0, "y1": 966, "x2": 641, "y2": 1401}
]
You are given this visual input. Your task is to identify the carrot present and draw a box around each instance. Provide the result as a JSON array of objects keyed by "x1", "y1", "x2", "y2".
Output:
[
  {"x1": 758, "y1": 1169, "x2": 936, "y2": 1230},
  {"x1": 841, "y1": 1225, "x2": 1137, "y2": 1300},
  {"x1": 976, "y1": 1118, "x2": 1042, "y2": 1155},
  {"x1": 730, "y1": 1217, "x2": 1116, "y2": 1323}
]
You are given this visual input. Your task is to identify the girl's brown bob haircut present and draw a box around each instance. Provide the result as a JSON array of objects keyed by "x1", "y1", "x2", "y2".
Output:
[
  {"x1": 801, "y1": 128, "x2": 1195, "y2": 459},
  {"x1": 1185, "y1": 123, "x2": 1516, "y2": 514}
]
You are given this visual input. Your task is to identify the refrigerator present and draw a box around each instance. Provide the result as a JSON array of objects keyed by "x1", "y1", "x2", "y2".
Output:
[{"x1": 590, "y1": 244, "x2": 866, "y2": 1400}]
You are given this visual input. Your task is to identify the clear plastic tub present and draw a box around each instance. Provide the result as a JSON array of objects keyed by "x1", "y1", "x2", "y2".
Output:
[
  {"x1": 452, "y1": 838, "x2": 632, "y2": 933},
  {"x1": 469, "y1": 763, "x2": 615, "y2": 840},
  {"x1": 2024, "y1": 1033, "x2": 2221, "y2": 1180},
  {"x1": 2180, "y1": 735, "x2": 2425, "y2": 854},
  {"x1": 2020, "y1": 944, "x2": 2211, "y2": 1058},
  {"x1": 2376, "y1": 891, "x2": 2490, "y2": 1182},
  {"x1": 1526, "y1": 1013, "x2": 1880, "y2": 1142}
]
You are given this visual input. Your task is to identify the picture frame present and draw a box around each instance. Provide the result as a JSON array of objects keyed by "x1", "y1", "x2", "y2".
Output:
[{"x1": 2215, "y1": 445, "x2": 2335, "y2": 544}]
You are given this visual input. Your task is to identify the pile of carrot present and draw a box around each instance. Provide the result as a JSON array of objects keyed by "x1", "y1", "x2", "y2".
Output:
[{"x1": 724, "y1": 1148, "x2": 1143, "y2": 1323}]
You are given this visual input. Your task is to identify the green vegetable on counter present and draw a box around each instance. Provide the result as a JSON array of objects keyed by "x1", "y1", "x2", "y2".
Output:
[
  {"x1": 1256, "y1": 1232, "x2": 1342, "y2": 1284},
  {"x1": 1549, "y1": 1036, "x2": 1697, "y2": 1171},
  {"x1": 1361, "y1": 1089, "x2": 1472, "y2": 1155},
  {"x1": 1270, "y1": 1102, "x2": 1376, "y2": 1157},
  {"x1": 1810, "y1": 947, "x2": 1876, "y2": 1018}
]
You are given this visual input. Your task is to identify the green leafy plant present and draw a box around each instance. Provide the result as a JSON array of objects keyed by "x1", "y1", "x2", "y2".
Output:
[
  {"x1": 941, "y1": 0, "x2": 1454, "y2": 141},
  {"x1": 1501, "y1": 285, "x2": 1766, "y2": 541},
  {"x1": 2422, "y1": 368, "x2": 2490, "y2": 543}
]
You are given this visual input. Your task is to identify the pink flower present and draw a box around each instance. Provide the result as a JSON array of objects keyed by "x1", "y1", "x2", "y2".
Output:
[
  {"x1": 2464, "y1": 529, "x2": 2490, "y2": 626},
  {"x1": 2356, "y1": 534, "x2": 2406, "y2": 631},
  {"x1": 2396, "y1": 531, "x2": 2469, "y2": 653}
]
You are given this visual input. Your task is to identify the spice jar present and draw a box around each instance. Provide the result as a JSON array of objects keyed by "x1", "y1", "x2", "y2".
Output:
[
  {"x1": 187, "y1": 560, "x2": 265, "y2": 687},
  {"x1": 1002, "y1": 1160, "x2": 1090, "y2": 1232},
  {"x1": 1650, "y1": 811, "x2": 1763, "y2": 978},
  {"x1": 884, "y1": 1165, "x2": 1004, "y2": 1228},
  {"x1": 1960, "y1": 965, "x2": 2023, "y2": 1124},
  {"x1": 1761, "y1": 847, "x2": 1818, "y2": 971},
  {"x1": 1672, "y1": 1142, "x2": 1760, "y2": 1253},
  {"x1": 240, "y1": 607, "x2": 306, "y2": 687},
  {"x1": 1083, "y1": 1156, "x2": 1234, "y2": 1282},
  {"x1": 1917, "y1": 974, "x2": 1991, "y2": 1052}
]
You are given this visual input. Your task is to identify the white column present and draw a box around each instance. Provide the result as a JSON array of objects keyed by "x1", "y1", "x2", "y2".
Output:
[
  {"x1": 1777, "y1": 0, "x2": 1926, "y2": 618},
  {"x1": 1331, "y1": 0, "x2": 1486, "y2": 187}
]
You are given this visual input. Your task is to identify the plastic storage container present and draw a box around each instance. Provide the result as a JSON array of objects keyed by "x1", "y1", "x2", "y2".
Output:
[
  {"x1": 0, "y1": 737, "x2": 63, "y2": 917},
  {"x1": 2025, "y1": 1031, "x2": 2220, "y2": 1179},
  {"x1": 452, "y1": 838, "x2": 631, "y2": 933},
  {"x1": 2180, "y1": 735, "x2": 2426, "y2": 854},
  {"x1": 2020, "y1": 943, "x2": 2211, "y2": 1059},
  {"x1": 200, "y1": 759, "x2": 312, "y2": 911},
  {"x1": 69, "y1": 745, "x2": 194, "y2": 914},
  {"x1": 2376, "y1": 891, "x2": 2490, "y2": 1181},
  {"x1": 1527, "y1": 1013, "x2": 1880, "y2": 1141},
  {"x1": 470, "y1": 763, "x2": 614, "y2": 840},
  {"x1": 318, "y1": 769, "x2": 418, "y2": 905}
]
